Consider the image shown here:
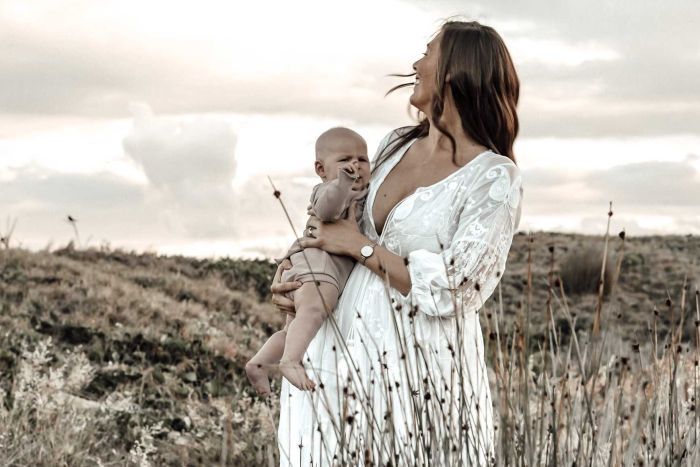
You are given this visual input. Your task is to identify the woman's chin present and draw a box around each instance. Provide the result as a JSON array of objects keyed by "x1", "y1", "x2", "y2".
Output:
[{"x1": 409, "y1": 92, "x2": 427, "y2": 112}]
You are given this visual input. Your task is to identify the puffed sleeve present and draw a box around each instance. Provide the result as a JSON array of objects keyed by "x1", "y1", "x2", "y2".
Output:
[{"x1": 394, "y1": 159, "x2": 523, "y2": 318}]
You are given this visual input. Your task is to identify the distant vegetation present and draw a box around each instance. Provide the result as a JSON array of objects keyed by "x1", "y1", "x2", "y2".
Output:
[{"x1": 1, "y1": 226, "x2": 699, "y2": 465}]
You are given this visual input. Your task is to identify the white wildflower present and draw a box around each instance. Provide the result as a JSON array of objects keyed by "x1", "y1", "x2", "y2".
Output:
[
  {"x1": 128, "y1": 422, "x2": 162, "y2": 467},
  {"x1": 64, "y1": 351, "x2": 96, "y2": 391},
  {"x1": 102, "y1": 391, "x2": 139, "y2": 413}
]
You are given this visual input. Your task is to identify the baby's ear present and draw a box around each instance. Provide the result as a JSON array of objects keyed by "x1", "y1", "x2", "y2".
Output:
[{"x1": 314, "y1": 160, "x2": 325, "y2": 178}]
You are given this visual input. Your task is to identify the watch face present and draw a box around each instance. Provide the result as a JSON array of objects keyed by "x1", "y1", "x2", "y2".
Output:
[{"x1": 360, "y1": 245, "x2": 374, "y2": 257}]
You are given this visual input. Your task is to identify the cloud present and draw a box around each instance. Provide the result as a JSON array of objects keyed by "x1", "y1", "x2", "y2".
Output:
[
  {"x1": 121, "y1": 103, "x2": 238, "y2": 238},
  {"x1": 233, "y1": 172, "x2": 318, "y2": 239},
  {"x1": 0, "y1": 1, "x2": 418, "y2": 125},
  {"x1": 581, "y1": 155, "x2": 700, "y2": 206},
  {"x1": 0, "y1": 164, "x2": 158, "y2": 247},
  {"x1": 2, "y1": 0, "x2": 698, "y2": 138},
  {"x1": 414, "y1": 0, "x2": 700, "y2": 137},
  {"x1": 521, "y1": 154, "x2": 700, "y2": 214},
  {"x1": 5, "y1": 143, "x2": 699, "y2": 257},
  {"x1": 2, "y1": 105, "x2": 242, "y2": 248},
  {"x1": 0, "y1": 164, "x2": 145, "y2": 210},
  {"x1": 0, "y1": 162, "x2": 319, "y2": 259}
]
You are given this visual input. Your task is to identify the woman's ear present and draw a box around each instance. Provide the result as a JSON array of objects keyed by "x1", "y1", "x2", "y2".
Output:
[
  {"x1": 445, "y1": 72, "x2": 452, "y2": 83},
  {"x1": 314, "y1": 160, "x2": 326, "y2": 179}
]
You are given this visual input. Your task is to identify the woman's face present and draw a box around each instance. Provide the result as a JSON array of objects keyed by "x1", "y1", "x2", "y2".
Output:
[{"x1": 409, "y1": 31, "x2": 442, "y2": 114}]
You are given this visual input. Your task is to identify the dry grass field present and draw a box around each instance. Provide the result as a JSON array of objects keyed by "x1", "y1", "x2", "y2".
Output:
[{"x1": 1, "y1": 227, "x2": 698, "y2": 465}]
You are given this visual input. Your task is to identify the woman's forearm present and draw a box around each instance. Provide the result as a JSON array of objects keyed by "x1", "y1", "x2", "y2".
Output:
[{"x1": 347, "y1": 233, "x2": 412, "y2": 296}]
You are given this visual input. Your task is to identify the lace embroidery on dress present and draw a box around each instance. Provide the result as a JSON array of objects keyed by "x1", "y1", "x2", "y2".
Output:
[{"x1": 390, "y1": 157, "x2": 524, "y2": 319}]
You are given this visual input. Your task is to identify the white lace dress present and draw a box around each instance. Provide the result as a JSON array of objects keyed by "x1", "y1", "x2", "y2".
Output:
[{"x1": 277, "y1": 128, "x2": 523, "y2": 466}]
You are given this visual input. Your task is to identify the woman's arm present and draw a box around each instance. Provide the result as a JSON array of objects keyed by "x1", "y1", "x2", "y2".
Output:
[
  {"x1": 298, "y1": 202, "x2": 413, "y2": 296},
  {"x1": 344, "y1": 231, "x2": 412, "y2": 296}
]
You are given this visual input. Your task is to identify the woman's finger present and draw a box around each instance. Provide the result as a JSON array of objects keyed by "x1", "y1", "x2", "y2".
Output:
[
  {"x1": 271, "y1": 263, "x2": 284, "y2": 290},
  {"x1": 270, "y1": 259, "x2": 294, "y2": 292},
  {"x1": 271, "y1": 294, "x2": 296, "y2": 313},
  {"x1": 307, "y1": 217, "x2": 321, "y2": 229},
  {"x1": 298, "y1": 237, "x2": 322, "y2": 249},
  {"x1": 271, "y1": 280, "x2": 302, "y2": 294},
  {"x1": 269, "y1": 256, "x2": 298, "y2": 315}
]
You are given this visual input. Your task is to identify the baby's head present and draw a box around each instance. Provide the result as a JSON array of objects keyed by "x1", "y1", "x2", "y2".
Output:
[{"x1": 314, "y1": 127, "x2": 370, "y2": 191}]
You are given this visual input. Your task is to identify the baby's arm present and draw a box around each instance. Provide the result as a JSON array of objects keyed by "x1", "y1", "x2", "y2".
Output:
[
  {"x1": 311, "y1": 168, "x2": 358, "y2": 222},
  {"x1": 283, "y1": 313, "x2": 293, "y2": 332}
]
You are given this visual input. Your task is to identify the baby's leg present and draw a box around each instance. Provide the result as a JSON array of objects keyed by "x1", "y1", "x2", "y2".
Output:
[
  {"x1": 246, "y1": 329, "x2": 288, "y2": 396},
  {"x1": 279, "y1": 281, "x2": 339, "y2": 391}
]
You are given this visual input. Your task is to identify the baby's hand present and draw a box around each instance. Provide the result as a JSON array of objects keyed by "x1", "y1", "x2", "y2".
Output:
[{"x1": 338, "y1": 163, "x2": 358, "y2": 178}]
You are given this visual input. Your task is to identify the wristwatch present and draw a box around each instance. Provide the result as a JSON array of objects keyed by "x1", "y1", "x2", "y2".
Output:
[{"x1": 360, "y1": 243, "x2": 376, "y2": 265}]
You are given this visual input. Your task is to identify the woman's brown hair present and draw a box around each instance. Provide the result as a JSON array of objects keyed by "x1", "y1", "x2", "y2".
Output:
[{"x1": 374, "y1": 20, "x2": 520, "y2": 175}]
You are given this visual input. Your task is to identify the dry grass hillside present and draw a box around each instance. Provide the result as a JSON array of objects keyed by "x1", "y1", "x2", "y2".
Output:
[{"x1": 1, "y1": 231, "x2": 698, "y2": 465}]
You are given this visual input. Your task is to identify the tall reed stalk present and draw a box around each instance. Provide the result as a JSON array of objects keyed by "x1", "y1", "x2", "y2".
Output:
[{"x1": 266, "y1": 185, "x2": 700, "y2": 466}]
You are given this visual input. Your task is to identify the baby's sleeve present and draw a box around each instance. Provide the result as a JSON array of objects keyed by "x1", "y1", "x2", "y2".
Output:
[{"x1": 310, "y1": 169, "x2": 358, "y2": 222}]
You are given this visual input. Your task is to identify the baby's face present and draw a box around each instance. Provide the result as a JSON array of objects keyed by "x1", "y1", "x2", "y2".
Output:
[{"x1": 315, "y1": 135, "x2": 370, "y2": 191}]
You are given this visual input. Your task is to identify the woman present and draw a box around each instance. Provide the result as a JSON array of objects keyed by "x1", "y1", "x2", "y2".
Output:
[{"x1": 272, "y1": 20, "x2": 522, "y2": 466}]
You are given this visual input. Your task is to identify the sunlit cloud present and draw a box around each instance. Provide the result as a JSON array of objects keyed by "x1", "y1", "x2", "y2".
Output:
[{"x1": 121, "y1": 103, "x2": 239, "y2": 238}]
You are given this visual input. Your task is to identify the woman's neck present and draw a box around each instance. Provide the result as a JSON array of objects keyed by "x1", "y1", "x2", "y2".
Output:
[{"x1": 423, "y1": 96, "x2": 487, "y2": 163}]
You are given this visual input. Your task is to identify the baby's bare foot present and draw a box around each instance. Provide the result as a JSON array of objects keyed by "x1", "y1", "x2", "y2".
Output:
[
  {"x1": 245, "y1": 360, "x2": 271, "y2": 396},
  {"x1": 279, "y1": 359, "x2": 316, "y2": 391}
]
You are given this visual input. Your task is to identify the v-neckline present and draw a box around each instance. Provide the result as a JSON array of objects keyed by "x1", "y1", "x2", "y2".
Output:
[{"x1": 368, "y1": 138, "x2": 492, "y2": 240}]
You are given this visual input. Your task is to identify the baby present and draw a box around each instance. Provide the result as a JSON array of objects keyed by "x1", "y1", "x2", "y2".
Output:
[{"x1": 245, "y1": 127, "x2": 370, "y2": 396}]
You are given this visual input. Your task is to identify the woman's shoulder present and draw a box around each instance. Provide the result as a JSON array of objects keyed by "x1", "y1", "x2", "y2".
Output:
[
  {"x1": 479, "y1": 152, "x2": 521, "y2": 178},
  {"x1": 476, "y1": 153, "x2": 524, "y2": 206},
  {"x1": 469, "y1": 152, "x2": 523, "y2": 202}
]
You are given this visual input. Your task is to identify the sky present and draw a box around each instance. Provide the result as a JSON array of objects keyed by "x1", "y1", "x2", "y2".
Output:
[{"x1": 1, "y1": 0, "x2": 699, "y2": 259}]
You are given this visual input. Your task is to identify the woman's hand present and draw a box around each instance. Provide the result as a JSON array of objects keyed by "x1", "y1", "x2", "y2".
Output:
[
  {"x1": 270, "y1": 258, "x2": 300, "y2": 317},
  {"x1": 300, "y1": 200, "x2": 365, "y2": 256}
]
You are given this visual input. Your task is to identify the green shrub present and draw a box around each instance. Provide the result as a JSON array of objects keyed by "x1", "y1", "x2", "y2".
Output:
[
  {"x1": 207, "y1": 258, "x2": 277, "y2": 301},
  {"x1": 559, "y1": 245, "x2": 615, "y2": 296}
]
